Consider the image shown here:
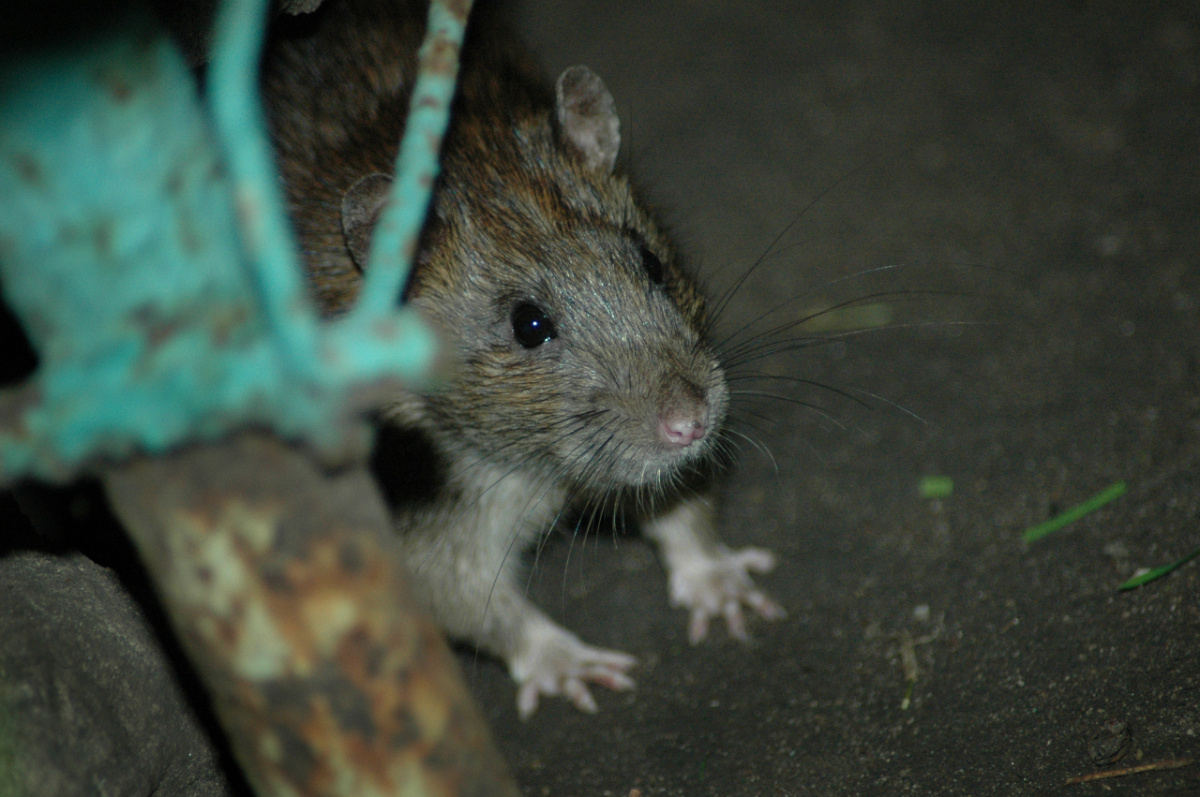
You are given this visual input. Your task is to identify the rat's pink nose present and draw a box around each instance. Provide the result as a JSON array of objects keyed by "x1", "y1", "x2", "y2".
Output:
[{"x1": 660, "y1": 414, "x2": 707, "y2": 447}]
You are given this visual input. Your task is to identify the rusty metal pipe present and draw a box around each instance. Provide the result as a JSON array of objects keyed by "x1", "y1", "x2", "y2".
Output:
[{"x1": 103, "y1": 432, "x2": 519, "y2": 797}]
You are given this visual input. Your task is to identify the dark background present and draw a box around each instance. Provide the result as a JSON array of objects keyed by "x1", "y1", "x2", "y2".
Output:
[
  {"x1": 465, "y1": 0, "x2": 1200, "y2": 794},
  {"x1": 2, "y1": 1, "x2": 1197, "y2": 795}
]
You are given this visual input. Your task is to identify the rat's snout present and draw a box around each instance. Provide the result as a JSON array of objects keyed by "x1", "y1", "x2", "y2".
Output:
[
  {"x1": 648, "y1": 353, "x2": 724, "y2": 452},
  {"x1": 658, "y1": 406, "x2": 709, "y2": 448}
]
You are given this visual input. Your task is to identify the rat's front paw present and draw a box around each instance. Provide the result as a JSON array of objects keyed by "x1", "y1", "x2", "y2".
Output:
[
  {"x1": 510, "y1": 620, "x2": 636, "y2": 720},
  {"x1": 667, "y1": 544, "x2": 786, "y2": 644}
]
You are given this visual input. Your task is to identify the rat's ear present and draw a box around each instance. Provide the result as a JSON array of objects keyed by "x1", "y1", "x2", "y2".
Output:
[
  {"x1": 555, "y1": 65, "x2": 620, "y2": 174},
  {"x1": 341, "y1": 172, "x2": 394, "y2": 271}
]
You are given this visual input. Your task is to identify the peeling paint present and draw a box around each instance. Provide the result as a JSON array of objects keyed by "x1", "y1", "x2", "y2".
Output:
[
  {"x1": 304, "y1": 594, "x2": 359, "y2": 659},
  {"x1": 236, "y1": 600, "x2": 295, "y2": 680},
  {"x1": 103, "y1": 433, "x2": 520, "y2": 796}
]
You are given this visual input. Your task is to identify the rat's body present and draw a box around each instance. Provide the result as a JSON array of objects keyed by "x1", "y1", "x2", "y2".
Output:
[{"x1": 264, "y1": 0, "x2": 783, "y2": 717}]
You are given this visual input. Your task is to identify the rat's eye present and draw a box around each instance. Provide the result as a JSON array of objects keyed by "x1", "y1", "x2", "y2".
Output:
[
  {"x1": 511, "y1": 302, "x2": 557, "y2": 348},
  {"x1": 641, "y1": 245, "x2": 664, "y2": 285}
]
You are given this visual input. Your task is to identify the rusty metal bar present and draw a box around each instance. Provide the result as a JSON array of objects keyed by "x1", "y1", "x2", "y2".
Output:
[
  {"x1": 102, "y1": 432, "x2": 520, "y2": 797},
  {"x1": 353, "y1": 0, "x2": 474, "y2": 320}
]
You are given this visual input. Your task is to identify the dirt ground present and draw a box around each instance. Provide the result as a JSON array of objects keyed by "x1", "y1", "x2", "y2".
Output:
[
  {"x1": 3, "y1": 1, "x2": 1198, "y2": 796},
  {"x1": 462, "y1": 1, "x2": 1200, "y2": 794}
]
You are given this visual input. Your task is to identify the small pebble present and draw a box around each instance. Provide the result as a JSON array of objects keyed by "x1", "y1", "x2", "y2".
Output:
[{"x1": 1088, "y1": 718, "x2": 1130, "y2": 765}]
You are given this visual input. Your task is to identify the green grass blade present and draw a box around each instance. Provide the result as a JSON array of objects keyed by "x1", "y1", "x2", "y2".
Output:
[
  {"x1": 919, "y1": 475, "x2": 954, "y2": 499},
  {"x1": 1022, "y1": 481, "x2": 1127, "y2": 543},
  {"x1": 1118, "y1": 547, "x2": 1200, "y2": 591}
]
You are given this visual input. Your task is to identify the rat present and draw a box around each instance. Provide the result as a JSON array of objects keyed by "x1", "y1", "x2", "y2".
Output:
[{"x1": 263, "y1": 0, "x2": 785, "y2": 718}]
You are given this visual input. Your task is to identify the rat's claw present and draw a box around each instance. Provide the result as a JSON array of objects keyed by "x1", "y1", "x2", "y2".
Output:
[
  {"x1": 734, "y1": 546, "x2": 778, "y2": 574},
  {"x1": 668, "y1": 544, "x2": 786, "y2": 644},
  {"x1": 512, "y1": 620, "x2": 636, "y2": 720},
  {"x1": 746, "y1": 587, "x2": 787, "y2": 620},
  {"x1": 687, "y1": 607, "x2": 711, "y2": 645},
  {"x1": 723, "y1": 599, "x2": 749, "y2": 641},
  {"x1": 564, "y1": 677, "x2": 598, "y2": 713}
]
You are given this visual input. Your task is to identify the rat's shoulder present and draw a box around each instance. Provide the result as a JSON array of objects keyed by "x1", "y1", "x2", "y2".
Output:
[
  {"x1": 262, "y1": 0, "x2": 567, "y2": 313},
  {"x1": 263, "y1": 0, "x2": 548, "y2": 153}
]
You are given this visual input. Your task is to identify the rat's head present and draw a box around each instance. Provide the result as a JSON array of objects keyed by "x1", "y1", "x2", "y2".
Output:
[{"x1": 344, "y1": 66, "x2": 727, "y2": 499}]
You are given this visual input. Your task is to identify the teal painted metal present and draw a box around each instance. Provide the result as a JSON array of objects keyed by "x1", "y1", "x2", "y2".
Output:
[
  {"x1": 356, "y1": 0, "x2": 471, "y2": 321},
  {"x1": 0, "y1": 0, "x2": 467, "y2": 484},
  {"x1": 208, "y1": 0, "x2": 323, "y2": 381}
]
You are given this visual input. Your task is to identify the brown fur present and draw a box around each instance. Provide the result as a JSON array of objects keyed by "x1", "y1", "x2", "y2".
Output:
[
  {"x1": 264, "y1": 0, "x2": 722, "y2": 497},
  {"x1": 261, "y1": 0, "x2": 775, "y2": 716}
]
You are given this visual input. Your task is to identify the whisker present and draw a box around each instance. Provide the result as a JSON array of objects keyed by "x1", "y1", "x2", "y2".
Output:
[
  {"x1": 705, "y1": 153, "x2": 906, "y2": 329},
  {"x1": 725, "y1": 427, "x2": 779, "y2": 475},
  {"x1": 729, "y1": 374, "x2": 873, "y2": 411},
  {"x1": 724, "y1": 319, "x2": 996, "y2": 369},
  {"x1": 718, "y1": 287, "x2": 970, "y2": 362},
  {"x1": 714, "y1": 264, "x2": 911, "y2": 351},
  {"x1": 730, "y1": 390, "x2": 849, "y2": 431}
]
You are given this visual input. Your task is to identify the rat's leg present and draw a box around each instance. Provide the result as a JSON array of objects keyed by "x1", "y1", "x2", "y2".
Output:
[
  {"x1": 641, "y1": 492, "x2": 786, "y2": 644},
  {"x1": 507, "y1": 605, "x2": 636, "y2": 720},
  {"x1": 396, "y1": 484, "x2": 635, "y2": 719}
]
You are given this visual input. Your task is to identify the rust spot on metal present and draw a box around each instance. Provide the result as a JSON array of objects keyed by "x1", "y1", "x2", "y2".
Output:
[
  {"x1": 426, "y1": 37, "x2": 461, "y2": 75},
  {"x1": 166, "y1": 168, "x2": 184, "y2": 196},
  {"x1": 261, "y1": 565, "x2": 292, "y2": 594},
  {"x1": 208, "y1": 301, "x2": 252, "y2": 347},
  {"x1": 170, "y1": 169, "x2": 205, "y2": 256},
  {"x1": 178, "y1": 218, "x2": 203, "y2": 255},
  {"x1": 20, "y1": 308, "x2": 53, "y2": 348},
  {"x1": 130, "y1": 303, "x2": 181, "y2": 348},
  {"x1": 268, "y1": 721, "x2": 318, "y2": 784},
  {"x1": 385, "y1": 705, "x2": 424, "y2": 751},
  {"x1": 177, "y1": 503, "x2": 217, "y2": 531},
  {"x1": 94, "y1": 66, "x2": 133, "y2": 103},
  {"x1": 443, "y1": 0, "x2": 472, "y2": 22},
  {"x1": 12, "y1": 153, "x2": 41, "y2": 186},
  {"x1": 261, "y1": 678, "x2": 315, "y2": 718},
  {"x1": 358, "y1": 631, "x2": 387, "y2": 679},
  {"x1": 338, "y1": 540, "x2": 364, "y2": 573},
  {"x1": 416, "y1": 94, "x2": 443, "y2": 111},
  {"x1": 92, "y1": 218, "x2": 114, "y2": 258},
  {"x1": 0, "y1": 384, "x2": 42, "y2": 466},
  {"x1": 57, "y1": 223, "x2": 80, "y2": 246},
  {"x1": 209, "y1": 160, "x2": 226, "y2": 184},
  {"x1": 314, "y1": 663, "x2": 378, "y2": 737},
  {"x1": 369, "y1": 319, "x2": 400, "y2": 342},
  {"x1": 235, "y1": 194, "x2": 261, "y2": 235},
  {"x1": 102, "y1": 433, "x2": 521, "y2": 796}
]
